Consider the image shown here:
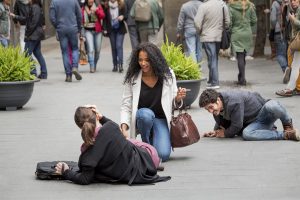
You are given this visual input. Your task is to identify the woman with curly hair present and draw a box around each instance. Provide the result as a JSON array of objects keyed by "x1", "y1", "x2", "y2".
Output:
[{"x1": 120, "y1": 42, "x2": 187, "y2": 162}]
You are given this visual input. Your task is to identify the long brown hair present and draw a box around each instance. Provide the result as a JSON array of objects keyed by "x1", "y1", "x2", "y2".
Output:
[
  {"x1": 231, "y1": 0, "x2": 251, "y2": 17},
  {"x1": 74, "y1": 107, "x2": 97, "y2": 146}
]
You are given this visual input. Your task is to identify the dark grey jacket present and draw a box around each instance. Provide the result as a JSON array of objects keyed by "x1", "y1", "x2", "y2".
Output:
[{"x1": 214, "y1": 90, "x2": 268, "y2": 138}]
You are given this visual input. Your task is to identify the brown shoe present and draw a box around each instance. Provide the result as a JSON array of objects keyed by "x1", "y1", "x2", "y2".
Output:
[
  {"x1": 284, "y1": 129, "x2": 300, "y2": 141},
  {"x1": 283, "y1": 119, "x2": 294, "y2": 132},
  {"x1": 72, "y1": 68, "x2": 82, "y2": 80},
  {"x1": 65, "y1": 75, "x2": 72, "y2": 82},
  {"x1": 275, "y1": 89, "x2": 293, "y2": 97}
]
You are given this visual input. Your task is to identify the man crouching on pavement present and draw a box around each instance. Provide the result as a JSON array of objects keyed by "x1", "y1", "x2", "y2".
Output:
[{"x1": 198, "y1": 89, "x2": 299, "y2": 141}]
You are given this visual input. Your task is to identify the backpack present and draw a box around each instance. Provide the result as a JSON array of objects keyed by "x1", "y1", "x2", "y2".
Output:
[{"x1": 134, "y1": 0, "x2": 152, "y2": 22}]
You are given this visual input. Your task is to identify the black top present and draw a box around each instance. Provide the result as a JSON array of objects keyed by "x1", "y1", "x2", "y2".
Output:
[
  {"x1": 138, "y1": 80, "x2": 166, "y2": 119},
  {"x1": 63, "y1": 116, "x2": 170, "y2": 185}
]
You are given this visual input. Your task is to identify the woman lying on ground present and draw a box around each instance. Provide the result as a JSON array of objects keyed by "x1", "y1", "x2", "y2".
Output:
[{"x1": 55, "y1": 105, "x2": 170, "y2": 185}]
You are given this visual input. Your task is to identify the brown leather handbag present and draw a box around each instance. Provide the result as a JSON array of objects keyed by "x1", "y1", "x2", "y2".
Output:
[{"x1": 170, "y1": 100, "x2": 200, "y2": 148}]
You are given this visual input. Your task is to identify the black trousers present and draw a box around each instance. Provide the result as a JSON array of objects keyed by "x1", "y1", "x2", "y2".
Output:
[{"x1": 236, "y1": 51, "x2": 246, "y2": 83}]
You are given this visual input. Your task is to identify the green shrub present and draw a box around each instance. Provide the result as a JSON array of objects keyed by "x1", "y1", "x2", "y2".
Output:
[
  {"x1": 161, "y1": 37, "x2": 201, "y2": 80},
  {"x1": 0, "y1": 45, "x2": 35, "y2": 81}
]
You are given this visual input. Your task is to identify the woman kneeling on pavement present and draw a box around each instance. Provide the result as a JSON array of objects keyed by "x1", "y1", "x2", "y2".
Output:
[
  {"x1": 120, "y1": 42, "x2": 187, "y2": 162},
  {"x1": 55, "y1": 105, "x2": 169, "y2": 185}
]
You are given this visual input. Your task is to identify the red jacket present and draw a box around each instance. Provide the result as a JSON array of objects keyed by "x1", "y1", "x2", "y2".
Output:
[{"x1": 81, "y1": 4, "x2": 105, "y2": 33}]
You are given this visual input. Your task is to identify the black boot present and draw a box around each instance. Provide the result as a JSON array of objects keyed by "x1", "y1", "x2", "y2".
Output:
[
  {"x1": 118, "y1": 64, "x2": 123, "y2": 73},
  {"x1": 112, "y1": 65, "x2": 117, "y2": 72}
]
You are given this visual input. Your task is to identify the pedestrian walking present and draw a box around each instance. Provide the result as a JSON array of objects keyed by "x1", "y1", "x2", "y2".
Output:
[
  {"x1": 194, "y1": 0, "x2": 230, "y2": 89},
  {"x1": 11, "y1": 0, "x2": 47, "y2": 79},
  {"x1": 229, "y1": 0, "x2": 257, "y2": 86},
  {"x1": 125, "y1": 0, "x2": 139, "y2": 50},
  {"x1": 176, "y1": 0, "x2": 203, "y2": 63},
  {"x1": 103, "y1": 0, "x2": 127, "y2": 73},
  {"x1": 81, "y1": 0, "x2": 105, "y2": 73},
  {"x1": 13, "y1": 0, "x2": 29, "y2": 51},
  {"x1": 130, "y1": 0, "x2": 164, "y2": 46},
  {"x1": 49, "y1": 0, "x2": 82, "y2": 82},
  {"x1": 0, "y1": 0, "x2": 11, "y2": 47},
  {"x1": 276, "y1": 0, "x2": 300, "y2": 97}
]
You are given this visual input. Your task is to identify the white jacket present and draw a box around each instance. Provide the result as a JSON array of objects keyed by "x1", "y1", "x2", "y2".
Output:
[{"x1": 120, "y1": 70, "x2": 178, "y2": 138}]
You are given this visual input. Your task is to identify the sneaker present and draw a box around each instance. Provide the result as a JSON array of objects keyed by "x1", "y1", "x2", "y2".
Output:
[
  {"x1": 230, "y1": 56, "x2": 236, "y2": 61},
  {"x1": 283, "y1": 67, "x2": 291, "y2": 84},
  {"x1": 206, "y1": 85, "x2": 220, "y2": 89},
  {"x1": 275, "y1": 89, "x2": 293, "y2": 97},
  {"x1": 72, "y1": 68, "x2": 82, "y2": 80},
  {"x1": 284, "y1": 129, "x2": 300, "y2": 141},
  {"x1": 245, "y1": 55, "x2": 254, "y2": 60}
]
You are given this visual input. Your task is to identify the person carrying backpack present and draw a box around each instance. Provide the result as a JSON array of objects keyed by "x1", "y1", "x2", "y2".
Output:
[{"x1": 130, "y1": 0, "x2": 164, "y2": 46}]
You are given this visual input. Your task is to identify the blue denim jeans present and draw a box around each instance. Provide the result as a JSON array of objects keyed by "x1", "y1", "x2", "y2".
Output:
[
  {"x1": 243, "y1": 100, "x2": 291, "y2": 140},
  {"x1": 109, "y1": 30, "x2": 125, "y2": 66},
  {"x1": 0, "y1": 37, "x2": 9, "y2": 47},
  {"x1": 57, "y1": 31, "x2": 79, "y2": 75},
  {"x1": 203, "y1": 42, "x2": 220, "y2": 86},
  {"x1": 136, "y1": 108, "x2": 171, "y2": 162},
  {"x1": 274, "y1": 34, "x2": 288, "y2": 72},
  {"x1": 85, "y1": 30, "x2": 102, "y2": 69},
  {"x1": 24, "y1": 40, "x2": 47, "y2": 76},
  {"x1": 185, "y1": 34, "x2": 202, "y2": 63}
]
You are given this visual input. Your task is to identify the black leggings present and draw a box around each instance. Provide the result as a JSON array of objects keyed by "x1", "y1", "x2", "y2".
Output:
[{"x1": 236, "y1": 51, "x2": 246, "y2": 83}]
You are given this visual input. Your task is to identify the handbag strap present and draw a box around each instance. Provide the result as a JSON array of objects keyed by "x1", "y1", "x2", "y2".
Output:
[
  {"x1": 171, "y1": 99, "x2": 186, "y2": 117},
  {"x1": 222, "y1": 7, "x2": 225, "y2": 30}
]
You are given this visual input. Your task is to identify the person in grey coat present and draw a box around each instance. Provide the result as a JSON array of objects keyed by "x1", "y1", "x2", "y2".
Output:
[
  {"x1": 49, "y1": 0, "x2": 82, "y2": 82},
  {"x1": 176, "y1": 0, "x2": 203, "y2": 63},
  {"x1": 194, "y1": 0, "x2": 230, "y2": 89},
  {"x1": 198, "y1": 89, "x2": 299, "y2": 141},
  {"x1": 125, "y1": 0, "x2": 139, "y2": 50}
]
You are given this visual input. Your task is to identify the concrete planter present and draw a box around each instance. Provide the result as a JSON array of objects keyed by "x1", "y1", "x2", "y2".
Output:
[
  {"x1": 176, "y1": 78, "x2": 205, "y2": 108},
  {"x1": 0, "y1": 79, "x2": 39, "y2": 110}
]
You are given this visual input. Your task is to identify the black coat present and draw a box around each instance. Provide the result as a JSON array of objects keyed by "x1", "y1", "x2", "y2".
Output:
[
  {"x1": 103, "y1": 4, "x2": 127, "y2": 35},
  {"x1": 13, "y1": 0, "x2": 29, "y2": 25},
  {"x1": 15, "y1": 4, "x2": 45, "y2": 41},
  {"x1": 63, "y1": 117, "x2": 170, "y2": 185}
]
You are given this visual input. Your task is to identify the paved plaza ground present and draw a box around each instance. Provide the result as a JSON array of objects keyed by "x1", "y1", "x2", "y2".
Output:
[{"x1": 0, "y1": 36, "x2": 300, "y2": 200}]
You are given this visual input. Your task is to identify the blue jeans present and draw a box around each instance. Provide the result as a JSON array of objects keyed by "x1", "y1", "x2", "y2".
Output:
[
  {"x1": 243, "y1": 100, "x2": 291, "y2": 140},
  {"x1": 136, "y1": 108, "x2": 171, "y2": 162},
  {"x1": 185, "y1": 34, "x2": 202, "y2": 63},
  {"x1": 24, "y1": 40, "x2": 47, "y2": 76},
  {"x1": 203, "y1": 42, "x2": 220, "y2": 86},
  {"x1": 0, "y1": 37, "x2": 9, "y2": 47},
  {"x1": 274, "y1": 34, "x2": 288, "y2": 72},
  {"x1": 109, "y1": 30, "x2": 125, "y2": 66},
  {"x1": 85, "y1": 30, "x2": 102, "y2": 69},
  {"x1": 58, "y1": 31, "x2": 79, "y2": 75}
]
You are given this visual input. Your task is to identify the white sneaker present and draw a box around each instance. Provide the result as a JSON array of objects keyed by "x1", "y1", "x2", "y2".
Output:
[
  {"x1": 206, "y1": 85, "x2": 220, "y2": 89},
  {"x1": 230, "y1": 56, "x2": 236, "y2": 61},
  {"x1": 245, "y1": 55, "x2": 254, "y2": 60}
]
